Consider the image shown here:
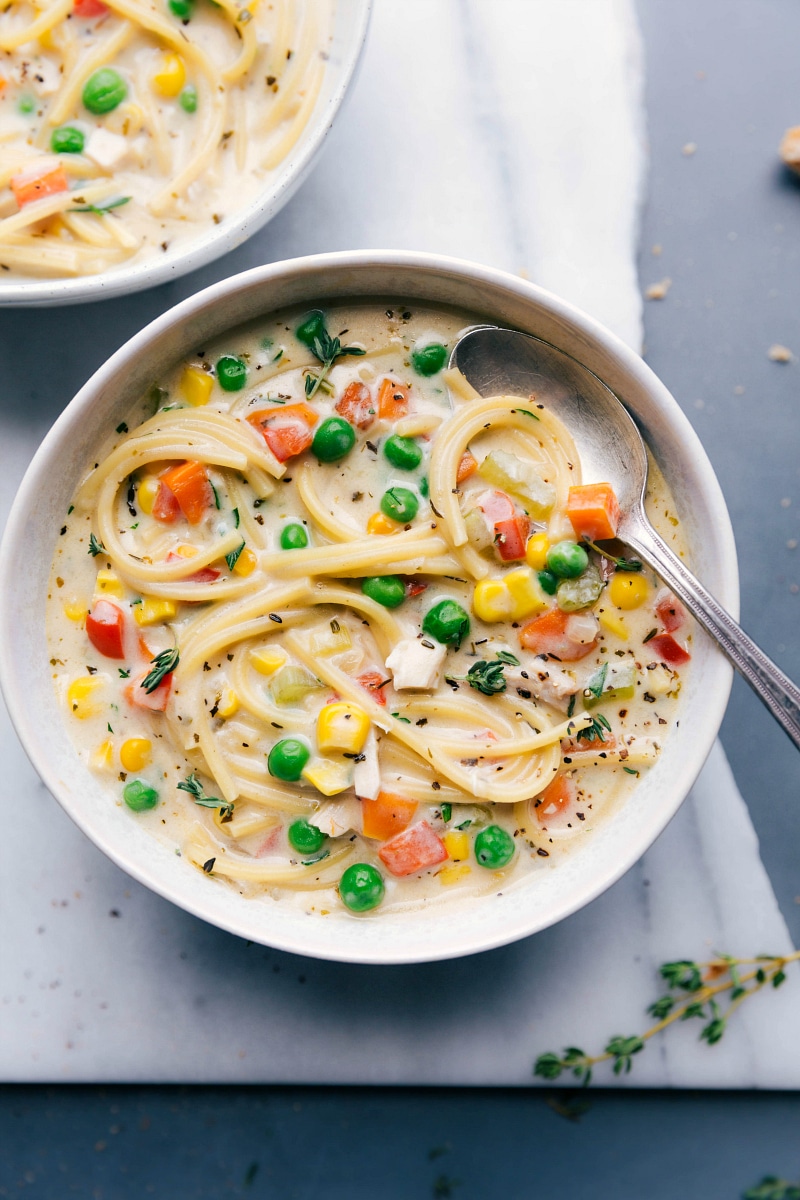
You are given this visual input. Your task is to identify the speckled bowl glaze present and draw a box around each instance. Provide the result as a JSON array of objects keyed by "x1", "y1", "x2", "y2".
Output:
[
  {"x1": 0, "y1": 251, "x2": 738, "y2": 961},
  {"x1": 0, "y1": 1, "x2": 370, "y2": 308}
]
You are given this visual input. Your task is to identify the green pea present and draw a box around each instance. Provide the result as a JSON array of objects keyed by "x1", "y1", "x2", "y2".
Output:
[
  {"x1": 179, "y1": 85, "x2": 198, "y2": 113},
  {"x1": 18, "y1": 95, "x2": 35, "y2": 115},
  {"x1": 280, "y1": 523, "x2": 308, "y2": 550},
  {"x1": 123, "y1": 779, "x2": 159, "y2": 812},
  {"x1": 362, "y1": 575, "x2": 406, "y2": 609},
  {"x1": 168, "y1": 0, "x2": 194, "y2": 17},
  {"x1": 546, "y1": 540, "x2": 589, "y2": 579},
  {"x1": 295, "y1": 309, "x2": 327, "y2": 351},
  {"x1": 339, "y1": 863, "x2": 385, "y2": 912},
  {"x1": 422, "y1": 598, "x2": 470, "y2": 649},
  {"x1": 50, "y1": 126, "x2": 85, "y2": 154},
  {"x1": 383, "y1": 434, "x2": 422, "y2": 471},
  {"x1": 411, "y1": 342, "x2": 448, "y2": 376},
  {"x1": 312, "y1": 416, "x2": 356, "y2": 462},
  {"x1": 83, "y1": 68, "x2": 127, "y2": 114},
  {"x1": 380, "y1": 486, "x2": 418, "y2": 524},
  {"x1": 474, "y1": 825, "x2": 515, "y2": 869},
  {"x1": 288, "y1": 818, "x2": 327, "y2": 855},
  {"x1": 216, "y1": 355, "x2": 247, "y2": 391},
  {"x1": 538, "y1": 569, "x2": 559, "y2": 595},
  {"x1": 268, "y1": 738, "x2": 310, "y2": 782}
]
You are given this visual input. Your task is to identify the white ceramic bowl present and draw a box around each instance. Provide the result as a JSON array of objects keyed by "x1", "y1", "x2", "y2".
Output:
[
  {"x1": 0, "y1": 2, "x2": 370, "y2": 308},
  {"x1": 0, "y1": 251, "x2": 738, "y2": 962}
]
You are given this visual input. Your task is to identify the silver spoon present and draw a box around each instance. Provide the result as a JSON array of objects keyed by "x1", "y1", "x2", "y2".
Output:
[{"x1": 450, "y1": 324, "x2": 800, "y2": 749}]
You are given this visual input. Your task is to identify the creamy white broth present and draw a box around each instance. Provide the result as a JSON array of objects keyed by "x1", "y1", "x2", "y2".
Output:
[
  {"x1": 47, "y1": 302, "x2": 692, "y2": 918},
  {"x1": 0, "y1": 0, "x2": 331, "y2": 278}
]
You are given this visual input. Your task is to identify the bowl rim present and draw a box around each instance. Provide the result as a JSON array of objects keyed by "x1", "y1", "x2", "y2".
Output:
[
  {"x1": 0, "y1": 249, "x2": 738, "y2": 962},
  {"x1": 0, "y1": 0, "x2": 372, "y2": 309}
]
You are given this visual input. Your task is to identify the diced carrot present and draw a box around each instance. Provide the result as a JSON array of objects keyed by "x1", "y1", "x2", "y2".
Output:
[
  {"x1": 247, "y1": 403, "x2": 318, "y2": 434},
  {"x1": 335, "y1": 381, "x2": 374, "y2": 429},
  {"x1": 247, "y1": 404, "x2": 318, "y2": 462},
  {"x1": 10, "y1": 164, "x2": 69, "y2": 209},
  {"x1": 494, "y1": 514, "x2": 530, "y2": 562},
  {"x1": 166, "y1": 551, "x2": 220, "y2": 583},
  {"x1": 361, "y1": 791, "x2": 418, "y2": 841},
  {"x1": 478, "y1": 490, "x2": 515, "y2": 524},
  {"x1": 125, "y1": 672, "x2": 173, "y2": 712},
  {"x1": 159, "y1": 461, "x2": 212, "y2": 525},
  {"x1": 378, "y1": 821, "x2": 447, "y2": 877},
  {"x1": 457, "y1": 451, "x2": 478, "y2": 483},
  {"x1": 74, "y1": 0, "x2": 109, "y2": 15},
  {"x1": 534, "y1": 774, "x2": 577, "y2": 823},
  {"x1": 655, "y1": 588, "x2": 686, "y2": 633},
  {"x1": 648, "y1": 632, "x2": 691, "y2": 666},
  {"x1": 566, "y1": 483, "x2": 621, "y2": 542},
  {"x1": 357, "y1": 671, "x2": 388, "y2": 706},
  {"x1": 377, "y1": 377, "x2": 410, "y2": 419},
  {"x1": 561, "y1": 732, "x2": 617, "y2": 756},
  {"x1": 153, "y1": 482, "x2": 180, "y2": 523},
  {"x1": 519, "y1": 607, "x2": 597, "y2": 661}
]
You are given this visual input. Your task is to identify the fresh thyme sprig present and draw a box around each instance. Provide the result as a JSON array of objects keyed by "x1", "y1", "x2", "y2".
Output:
[
  {"x1": 69, "y1": 195, "x2": 131, "y2": 215},
  {"x1": 743, "y1": 1178, "x2": 800, "y2": 1200},
  {"x1": 445, "y1": 650, "x2": 519, "y2": 696},
  {"x1": 141, "y1": 647, "x2": 179, "y2": 693},
  {"x1": 534, "y1": 952, "x2": 800, "y2": 1085},
  {"x1": 225, "y1": 540, "x2": 245, "y2": 572},
  {"x1": 575, "y1": 713, "x2": 611, "y2": 743},
  {"x1": 88, "y1": 533, "x2": 105, "y2": 556},
  {"x1": 177, "y1": 772, "x2": 234, "y2": 821},
  {"x1": 301, "y1": 312, "x2": 366, "y2": 399},
  {"x1": 581, "y1": 537, "x2": 642, "y2": 572}
]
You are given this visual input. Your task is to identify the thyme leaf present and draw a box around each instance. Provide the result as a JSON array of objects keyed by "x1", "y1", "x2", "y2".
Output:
[
  {"x1": 88, "y1": 533, "x2": 105, "y2": 557},
  {"x1": 141, "y1": 646, "x2": 179, "y2": 693},
  {"x1": 177, "y1": 772, "x2": 234, "y2": 821}
]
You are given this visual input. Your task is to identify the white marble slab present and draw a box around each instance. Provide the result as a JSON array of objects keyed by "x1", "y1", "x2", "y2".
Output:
[{"x1": 1, "y1": 0, "x2": 797, "y2": 1085}]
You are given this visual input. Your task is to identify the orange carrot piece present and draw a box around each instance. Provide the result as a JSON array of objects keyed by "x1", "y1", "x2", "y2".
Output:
[
  {"x1": 361, "y1": 792, "x2": 418, "y2": 841},
  {"x1": 534, "y1": 775, "x2": 577, "y2": 823},
  {"x1": 246, "y1": 403, "x2": 318, "y2": 434},
  {"x1": 378, "y1": 821, "x2": 447, "y2": 877},
  {"x1": 566, "y1": 483, "x2": 621, "y2": 542},
  {"x1": 519, "y1": 607, "x2": 597, "y2": 661},
  {"x1": 456, "y1": 450, "x2": 478, "y2": 483},
  {"x1": 377, "y1": 377, "x2": 410, "y2": 419},
  {"x1": 159, "y1": 461, "x2": 212, "y2": 525},
  {"x1": 11, "y1": 164, "x2": 69, "y2": 209}
]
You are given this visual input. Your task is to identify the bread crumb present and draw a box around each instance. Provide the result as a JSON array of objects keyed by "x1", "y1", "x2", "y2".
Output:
[
  {"x1": 682, "y1": 142, "x2": 697, "y2": 156},
  {"x1": 645, "y1": 278, "x2": 671, "y2": 301},
  {"x1": 768, "y1": 343, "x2": 793, "y2": 362},
  {"x1": 780, "y1": 126, "x2": 800, "y2": 175}
]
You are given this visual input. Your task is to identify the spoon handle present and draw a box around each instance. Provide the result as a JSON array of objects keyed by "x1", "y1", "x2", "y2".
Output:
[{"x1": 627, "y1": 522, "x2": 800, "y2": 750}]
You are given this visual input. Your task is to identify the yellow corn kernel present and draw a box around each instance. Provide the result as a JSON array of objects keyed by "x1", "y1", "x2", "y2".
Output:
[
  {"x1": 134, "y1": 597, "x2": 177, "y2": 626},
  {"x1": 120, "y1": 737, "x2": 152, "y2": 772},
  {"x1": 316, "y1": 702, "x2": 370, "y2": 754},
  {"x1": 174, "y1": 544, "x2": 198, "y2": 558},
  {"x1": 67, "y1": 675, "x2": 104, "y2": 719},
  {"x1": 137, "y1": 477, "x2": 160, "y2": 515},
  {"x1": 216, "y1": 688, "x2": 239, "y2": 719},
  {"x1": 525, "y1": 531, "x2": 550, "y2": 571},
  {"x1": 152, "y1": 52, "x2": 186, "y2": 98},
  {"x1": 609, "y1": 572, "x2": 650, "y2": 610},
  {"x1": 598, "y1": 609, "x2": 629, "y2": 641},
  {"x1": 95, "y1": 569, "x2": 124, "y2": 598},
  {"x1": 106, "y1": 101, "x2": 144, "y2": 137},
  {"x1": 38, "y1": 26, "x2": 55, "y2": 50},
  {"x1": 505, "y1": 566, "x2": 548, "y2": 620},
  {"x1": 443, "y1": 830, "x2": 470, "y2": 861},
  {"x1": 63, "y1": 599, "x2": 87, "y2": 622},
  {"x1": 439, "y1": 862, "x2": 472, "y2": 886},
  {"x1": 91, "y1": 739, "x2": 114, "y2": 770},
  {"x1": 180, "y1": 366, "x2": 213, "y2": 407},
  {"x1": 250, "y1": 647, "x2": 286, "y2": 675},
  {"x1": 301, "y1": 757, "x2": 353, "y2": 797},
  {"x1": 472, "y1": 578, "x2": 513, "y2": 623},
  {"x1": 367, "y1": 511, "x2": 400, "y2": 536},
  {"x1": 232, "y1": 547, "x2": 257, "y2": 577}
]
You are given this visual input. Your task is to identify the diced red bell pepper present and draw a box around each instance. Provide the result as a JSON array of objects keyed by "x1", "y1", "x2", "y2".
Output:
[
  {"x1": 361, "y1": 792, "x2": 418, "y2": 841},
  {"x1": 125, "y1": 672, "x2": 173, "y2": 712},
  {"x1": 159, "y1": 461, "x2": 212, "y2": 525},
  {"x1": 378, "y1": 820, "x2": 448, "y2": 877},
  {"x1": 335, "y1": 381, "x2": 374, "y2": 429},
  {"x1": 377, "y1": 377, "x2": 410, "y2": 419},
  {"x1": 356, "y1": 671, "x2": 388, "y2": 706},
  {"x1": 655, "y1": 588, "x2": 686, "y2": 633},
  {"x1": 648, "y1": 632, "x2": 691, "y2": 666},
  {"x1": 74, "y1": 0, "x2": 109, "y2": 16},
  {"x1": 534, "y1": 774, "x2": 577, "y2": 823},
  {"x1": 86, "y1": 599, "x2": 125, "y2": 659},
  {"x1": 404, "y1": 578, "x2": 428, "y2": 597},
  {"x1": 247, "y1": 404, "x2": 318, "y2": 462},
  {"x1": 166, "y1": 551, "x2": 220, "y2": 583},
  {"x1": 519, "y1": 607, "x2": 598, "y2": 661},
  {"x1": 153, "y1": 482, "x2": 181, "y2": 523},
  {"x1": 494, "y1": 514, "x2": 531, "y2": 561}
]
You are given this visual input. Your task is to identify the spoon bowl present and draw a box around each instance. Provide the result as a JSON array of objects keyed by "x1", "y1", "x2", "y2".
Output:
[{"x1": 452, "y1": 325, "x2": 800, "y2": 750}]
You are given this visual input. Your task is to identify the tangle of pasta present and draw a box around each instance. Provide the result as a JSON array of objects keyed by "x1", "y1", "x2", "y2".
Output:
[{"x1": 0, "y1": 0, "x2": 330, "y2": 277}]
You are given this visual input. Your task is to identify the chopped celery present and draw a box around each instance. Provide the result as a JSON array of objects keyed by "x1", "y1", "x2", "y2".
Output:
[
  {"x1": 478, "y1": 450, "x2": 556, "y2": 517},
  {"x1": 584, "y1": 661, "x2": 637, "y2": 706},
  {"x1": 463, "y1": 507, "x2": 494, "y2": 553},
  {"x1": 269, "y1": 665, "x2": 322, "y2": 705},
  {"x1": 310, "y1": 621, "x2": 352, "y2": 657},
  {"x1": 557, "y1": 564, "x2": 603, "y2": 612}
]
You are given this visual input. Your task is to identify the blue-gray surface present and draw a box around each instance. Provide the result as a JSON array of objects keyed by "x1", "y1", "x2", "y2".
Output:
[{"x1": 2, "y1": 0, "x2": 799, "y2": 1194}]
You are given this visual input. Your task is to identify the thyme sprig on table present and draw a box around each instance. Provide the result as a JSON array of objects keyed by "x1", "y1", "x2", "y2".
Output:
[
  {"x1": 445, "y1": 650, "x2": 520, "y2": 696},
  {"x1": 744, "y1": 1178, "x2": 800, "y2": 1200},
  {"x1": 177, "y1": 772, "x2": 234, "y2": 821},
  {"x1": 534, "y1": 951, "x2": 800, "y2": 1085}
]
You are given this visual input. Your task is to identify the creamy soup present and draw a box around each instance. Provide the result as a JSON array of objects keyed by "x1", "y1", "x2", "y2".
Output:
[
  {"x1": 47, "y1": 302, "x2": 693, "y2": 918},
  {"x1": 0, "y1": 0, "x2": 330, "y2": 278}
]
